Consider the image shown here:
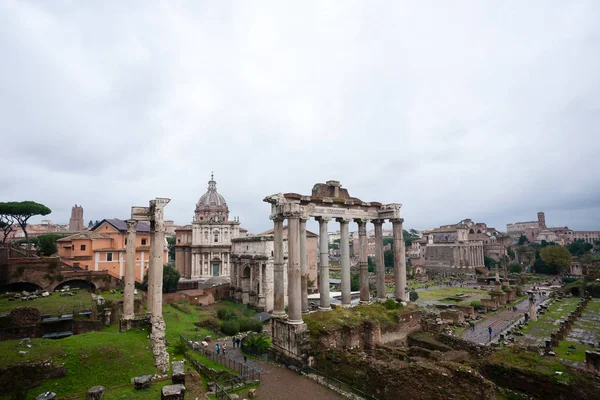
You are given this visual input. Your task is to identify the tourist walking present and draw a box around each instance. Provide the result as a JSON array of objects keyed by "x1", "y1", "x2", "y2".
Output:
[
  {"x1": 488, "y1": 326, "x2": 492, "y2": 341},
  {"x1": 236, "y1": 337, "x2": 241, "y2": 348},
  {"x1": 232, "y1": 337, "x2": 236, "y2": 348},
  {"x1": 244, "y1": 354, "x2": 247, "y2": 363},
  {"x1": 216, "y1": 343, "x2": 221, "y2": 355},
  {"x1": 469, "y1": 321, "x2": 475, "y2": 331}
]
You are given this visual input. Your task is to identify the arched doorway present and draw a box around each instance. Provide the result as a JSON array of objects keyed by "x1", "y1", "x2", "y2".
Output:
[
  {"x1": 54, "y1": 279, "x2": 96, "y2": 292},
  {"x1": 0, "y1": 282, "x2": 43, "y2": 293}
]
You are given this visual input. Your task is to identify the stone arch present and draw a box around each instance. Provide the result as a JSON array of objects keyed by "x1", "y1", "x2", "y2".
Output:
[
  {"x1": 52, "y1": 279, "x2": 96, "y2": 292},
  {"x1": 469, "y1": 229, "x2": 475, "y2": 234},
  {"x1": 0, "y1": 281, "x2": 43, "y2": 293}
]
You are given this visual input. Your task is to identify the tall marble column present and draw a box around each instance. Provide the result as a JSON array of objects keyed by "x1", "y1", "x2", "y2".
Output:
[
  {"x1": 338, "y1": 218, "x2": 351, "y2": 307},
  {"x1": 147, "y1": 229, "x2": 156, "y2": 315},
  {"x1": 272, "y1": 217, "x2": 286, "y2": 318},
  {"x1": 123, "y1": 220, "x2": 137, "y2": 320},
  {"x1": 287, "y1": 213, "x2": 303, "y2": 324},
  {"x1": 392, "y1": 218, "x2": 406, "y2": 302},
  {"x1": 356, "y1": 219, "x2": 370, "y2": 304},
  {"x1": 373, "y1": 219, "x2": 386, "y2": 301},
  {"x1": 150, "y1": 199, "x2": 169, "y2": 320},
  {"x1": 317, "y1": 217, "x2": 331, "y2": 311},
  {"x1": 300, "y1": 217, "x2": 309, "y2": 313}
]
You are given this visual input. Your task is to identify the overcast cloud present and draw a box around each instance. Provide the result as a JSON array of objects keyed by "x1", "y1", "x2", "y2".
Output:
[{"x1": 1, "y1": 0, "x2": 599, "y2": 234}]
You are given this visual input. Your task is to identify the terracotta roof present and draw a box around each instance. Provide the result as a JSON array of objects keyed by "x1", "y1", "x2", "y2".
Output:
[
  {"x1": 57, "y1": 232, "x2": 112, "y2": 241},
  {"x1": 92, "y1": 219, "x2": 150, "y2": 233}
]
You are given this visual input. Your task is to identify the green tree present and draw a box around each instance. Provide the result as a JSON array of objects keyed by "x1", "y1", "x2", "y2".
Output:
[
  {"x1": 509, "y1": 263, "x2": 522, "y2": 273},
  {"x1": 384, "y1": 250, "x2": 394, "y2": 268},
  {"x1": 0, "y1": 201, "x2": 51, "y2": 251},
  {"x1": 566, "y1": 240, "x2": 593, "y2": 257},
  {"x1": 167, "y1": 236, "x2": 176, "y2": 261},
  {"x1": 540, "y1": 245, "x2": 572, "y2": 275},
  {"x1": 506, "y1": 246, "x2": 515, "y2": 260},
  {"x1": 37, "y1": 233, "x2": 66, "y2": 256},
  {"x1": 88, "y1": 220, "x2": 94, "y2": 229},
  {"x1": 350, "y1": 273, "x2": 360, "y2": 291},
  {"x1": 484, "y1": 256, "x2": 498, "y2": 270},
  {"x1": 383, "y1": 238, "x2": 394, "y2": 247},
  {"x1": 242, "y1": 332, "x2": 271, "y2": 355},
  {"x1": 518, "y1": 235, "x2": 528, "y2": 245},
  {"x1": 367, "y1": 257, "x2": 375, "y2": 273},
  {"x1": 142, "y1": 263, "x2": 180, "y2": 293},
  {"x1": 409, "y1": 290, "x2": 419, "y2": 302},
  {"x1": 0, "y1": 214, "x2": 15, "y2": 244}
]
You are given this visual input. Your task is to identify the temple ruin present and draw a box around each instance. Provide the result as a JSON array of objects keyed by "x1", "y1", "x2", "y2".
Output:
[
  {"x1": 121, "y1": 197, "x2": 170, "y2": 373},
  {"x1": 264, "y1": 180, "x2": 405, "y2": 362}
]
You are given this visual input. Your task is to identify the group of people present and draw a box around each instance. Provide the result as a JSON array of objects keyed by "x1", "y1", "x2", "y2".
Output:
[{"x1": 215, "y1": 343, "x2": 228, "y2": 355}]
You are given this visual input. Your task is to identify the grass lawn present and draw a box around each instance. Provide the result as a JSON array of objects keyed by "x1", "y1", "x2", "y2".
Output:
[
  {"x1": 487, "y1": 347, "x2": 572, "y2": 383},
  {"x1": 103, "y1": 379, "x2": 173, "y2": 400},
  {"x1": 520, "y1": 298, "x2": 579, "y2": 340},
  {"x1": 304, "y1": 302, "x2": 417, "y2": 333},
  {"x1": 415, "y1": 287, "x2": 489, "y2": 306},
  {"x1": 0, "y1": 326, "x2": 156, "y2": 399},
  {"x1": 0, "y1": 291, "x2": 93, "y2": 314},
  {"x1": 554, "y1": 340, "x2": 595, "y2": 363}
]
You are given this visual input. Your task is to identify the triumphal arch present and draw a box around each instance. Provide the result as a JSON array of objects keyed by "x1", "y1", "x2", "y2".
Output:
[{"x1": 264, "y1": 180, "x2": 406, "y2": 362}]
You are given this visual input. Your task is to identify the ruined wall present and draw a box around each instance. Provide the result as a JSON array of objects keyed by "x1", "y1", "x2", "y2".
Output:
[{"x1": 316, "y1": 311, "x2": 422, "y2": 351}]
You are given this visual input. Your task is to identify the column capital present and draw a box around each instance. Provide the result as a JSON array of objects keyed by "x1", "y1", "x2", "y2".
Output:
[
  {"x1": 390, "y1": 218, "x2": 404, "y2": 224},
  {"x1": 271, "y1": 215, "x2": 285, "y2": 222},
  {"x1": 300, "y1": 216, "x2": 310, "y2": 223},
  {"x1": 353, "y1": 218, "x2": 370, "y2": 226},
  {"x1": 336, "y1": 217, "x2": 351, "y2": 224},
  {"x1": 315, "y1": 216, "x2": 332, "y2": 223},
  {"x1": 372, "y1": 219, "x2": 385, "y2": 226},
  {"x1": 126, "y1": 219, "x2": 137, "y2": 232}
]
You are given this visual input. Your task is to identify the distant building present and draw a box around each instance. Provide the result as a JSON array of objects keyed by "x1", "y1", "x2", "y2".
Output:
[
  {"x1": 57, "y1": 219, "x2": 167, "y2": 282},
  {"x1": 175, "y1": 174, "x2": 242, "y2": 280},
  {"x1": 68, "y1": 204, "x2": 85, "y2": 231},
  {"x1": 507, "y1": 211, "x2": 600, "y2": 245}
]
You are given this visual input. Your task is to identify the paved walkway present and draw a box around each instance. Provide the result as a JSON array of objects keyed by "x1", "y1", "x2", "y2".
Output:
[
  {"x1": 461, "y1": 292, "x2": 549, "y2": 344},
  {"x1": 222, "y1": 345, "x2": 343, "y2": 400}
]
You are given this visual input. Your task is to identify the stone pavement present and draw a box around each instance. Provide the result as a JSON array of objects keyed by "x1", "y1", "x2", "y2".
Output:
[
  {"x1": 566, "y1": 298, "x2": 600, "y2": 346},
  {"x1": 461, "y1": 293, "x2": 548, "y2": 345},
  {"x1": 222, "y1": 343, "x2": 343, "y2": 400}
]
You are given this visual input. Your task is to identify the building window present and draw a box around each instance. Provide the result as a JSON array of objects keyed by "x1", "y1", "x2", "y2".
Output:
[
  {"x1": 107, "y1": 253, "x2": 113, "y2": 262},
  {"x1": 125, "y1": 239, "x2": 127, "y2": 245},
  {"x1": 141, "y1": 238, "x2": 147, "y2": 246},
  {"x1": 80, "y1": 244, "x2": 86, "y2": 251},
  {"x1": 214, "y1": 233, "x2": 219, "y2": 243}
]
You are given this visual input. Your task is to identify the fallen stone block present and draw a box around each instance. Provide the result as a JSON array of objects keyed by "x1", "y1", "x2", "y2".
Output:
[
  {"x1": 134, "y1": 374, "x2": 152, "y2": 390},
  {"x1": 248, "y1": 388, "x2": 257, "y2": 398},
  {"x1": 161, "y1": 384, "x2": 185, "y2": 400},
  {"x1": 172, "y1": 361, "x2": 185, "y2": 384},
  {"x1": 86, "y1": 386, "x2": 105, "y2": 400},
  {"x1": 36, "y1": 392, "x2": 57, "y2": 400}
]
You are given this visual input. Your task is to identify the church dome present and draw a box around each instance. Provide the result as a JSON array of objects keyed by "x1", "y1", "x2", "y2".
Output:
[
  {"x1": 197, "y1": 174, "x2": 227, "y2": 207},
  {"x1": 195, "y1": 173, "x2": 230, "y2": 223}
]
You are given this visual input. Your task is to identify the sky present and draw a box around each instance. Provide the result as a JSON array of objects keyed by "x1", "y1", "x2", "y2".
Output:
[{"x1": 1, "y1": 0, "x2": 599, "y2": 235}]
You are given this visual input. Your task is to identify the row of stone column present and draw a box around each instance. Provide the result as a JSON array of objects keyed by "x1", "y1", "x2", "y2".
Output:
[
  {"x1": 123, "y1": 201, "x2": 168, "y2": 324},
  {"x1": 272, "y1": 214, "x2": 407, "y2": 324}
]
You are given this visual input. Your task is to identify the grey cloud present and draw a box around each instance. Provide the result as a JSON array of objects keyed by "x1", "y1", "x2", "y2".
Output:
[{"x1": 0, "y1": 0, "x2": 599, "y2": 233}]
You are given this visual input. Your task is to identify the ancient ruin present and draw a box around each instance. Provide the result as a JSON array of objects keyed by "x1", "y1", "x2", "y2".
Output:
[
  {"x1": 121, "y1": 197, "x2": 170, "y2": 373},
  {"x1": 264, "y1": 180, "x2": 405, "y2": 362}
]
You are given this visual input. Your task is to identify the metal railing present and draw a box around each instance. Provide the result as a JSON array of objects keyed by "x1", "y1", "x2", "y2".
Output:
[{"x1": 301, "y1": 366, "x2": 380, "y2": 400}]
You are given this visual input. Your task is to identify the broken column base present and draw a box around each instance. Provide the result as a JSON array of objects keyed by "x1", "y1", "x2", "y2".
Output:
[
  {"x1": 119, "y1": 316, "x2": 150, "y2": 332},
  {"x1": 172, "y1": 361, "x2": 185, "y2": 384},
  {"x1": 151, "y1": 316, "x2": 170, "y2": 374},
  {"x1": 36, "y1": 393, "x2": 56, "y2": 400},
  {"x1": 85, "y1": 386, "x2": 105, "y2": 400},
  {"x1": 270, "y1": 319, "x2": 310, "y2": 369},
  {"x1": 161, "y1": 384, "x2": 185, "y2": 400}
]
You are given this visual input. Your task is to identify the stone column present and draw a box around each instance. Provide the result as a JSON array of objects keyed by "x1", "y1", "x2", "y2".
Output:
[
  {"x1": 147, "y1": 229, "x2": 155, "y2": 315},
  {"x1": 287, "y1": 211, "x2": 303, "y2": 324},
  {"x1": 272, "y1": 217, "x2": 286, "y2": 318},
  {"x1": 317, "y1": 217, "x2": 331, "y2": 311},
  {"x1": 123, "y1": 219, "x2": 137, "y2": 320},
  {"x1": 392, "y1": 218, "x2": 406, "y2": 302},
  {"x1": 300, "y1": 217, "x2": 309, "y2": 313},
  {"x1": 373, "y1": 219, "x2": 386, "y2": 301},
  {"x1": 150, "y1": 199, "x2": 168, "y2": 320},
  {"x1": 338, "y1": 218, "x2": 351, "y2": 307},
  {"x1": 356, "y1": 219, "x2": 370, "y2": 304}
]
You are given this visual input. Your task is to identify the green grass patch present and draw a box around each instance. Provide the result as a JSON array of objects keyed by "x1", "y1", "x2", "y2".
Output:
[
  {"x1": 488, "y1": 347, "x2": 571, "y2": 382},
  {"x1": 416, "y1": 287, "x2": 489, "y2": 306},
  {"x1": 103, "y1": 380, "x2": 172, "y2": 400},
  {"x1": 0, "y1": 326, "x2": 156, "y2": 397},
  {"x1": 554, "y1": 340, "x2": 595, "y2": 363},
  {"x1": 521, "y1": 298, "x2": 580, "y2": 339},
  {"x1": 303, "y1": 302, "x2": 416, "y2": 334},
  {"x1": 0, "y1": 291, "x2": 93, "y2": 314}
]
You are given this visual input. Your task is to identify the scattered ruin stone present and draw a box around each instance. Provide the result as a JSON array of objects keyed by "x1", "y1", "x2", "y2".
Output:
[
  {"x1": 171, "y1": 361, "x2": 185, "y2": 384},
  {"x1": 248, "y1": 388, "x2": 257, "y2": 398},
  {"x1": 133, "y1": 374, "x2": 152, "y2": 390},
  {"x1": 85, "y1": 386, "x2": 105, "y2": 400},
  {"x1": 229, "y1": 395, "x2": 239, "y2": 400},
  {"x1": 36, "y1": 392, "x2": 56, "y2": 400},
  {"x1": 161, "y1": 384, "x2": 185, "y2": 400}
]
